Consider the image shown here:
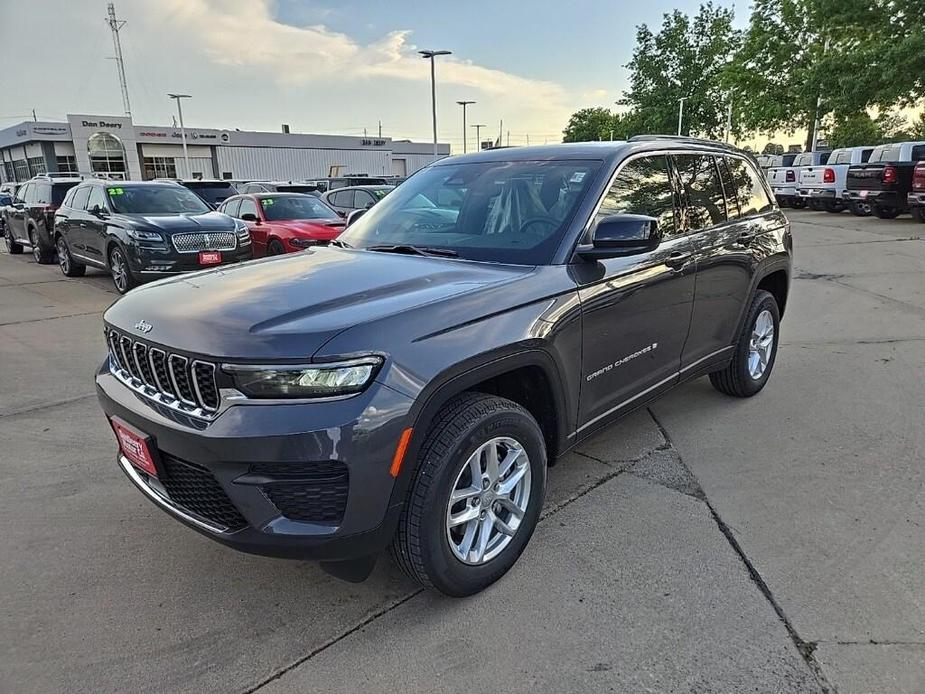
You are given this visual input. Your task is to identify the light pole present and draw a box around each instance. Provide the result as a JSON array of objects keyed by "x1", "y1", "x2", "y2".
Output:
[
  {"x1": 419, "y1": 49, "x2": 452, "y2": 160},
  {"x1": 167, "y1": 93, "x2": 192, "y2": 177},
  {"x1": 677, "y1": 97, "x2": 687, "y2": 136},
  {"x1": 457, "y1": 100, "x2": 475, "y2": 153},
  {"x1": 471, "y1": 124, "x2": 486, "y2": 152}
]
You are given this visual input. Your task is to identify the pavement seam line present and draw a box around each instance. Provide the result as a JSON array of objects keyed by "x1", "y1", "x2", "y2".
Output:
[
  {"x1": 646, "y1": 406, "x2": 836, "y2": 694},
  {"x1": 242, "y1": 589, "x2": 425, "y2": 694},
  {"x1": 0, "y1": 310, "x2": 103, "y2": 328},
  {"x1": 0, "y1": 393, "x2": 97, "y2": 419}
]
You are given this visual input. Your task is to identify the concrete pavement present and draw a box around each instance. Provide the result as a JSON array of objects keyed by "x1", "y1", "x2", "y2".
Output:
[{"x1": 1, "y1": 210, "x2": 922, "y2": 693}]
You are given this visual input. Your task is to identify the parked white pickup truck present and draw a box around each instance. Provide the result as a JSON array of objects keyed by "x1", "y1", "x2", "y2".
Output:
[
  {"x1": 766, "y1": 153, "x2": 802, "y2": 207},
  {"x1": 797, "y1": 146, "x2": 874, "y2": 213}
]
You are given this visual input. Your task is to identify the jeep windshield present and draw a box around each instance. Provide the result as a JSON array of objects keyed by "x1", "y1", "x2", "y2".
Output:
[
  {"x1": 339, "y1": 160, "x2": 601, "y2": 264},
  {"x1": 107, "y1": 185, "x2": 212, "y2": 215}
]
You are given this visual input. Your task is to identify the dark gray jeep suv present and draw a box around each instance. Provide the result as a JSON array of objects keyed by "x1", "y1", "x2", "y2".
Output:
[{"x1": 96, "y1": 137, "x2": 791, "y2": 596}]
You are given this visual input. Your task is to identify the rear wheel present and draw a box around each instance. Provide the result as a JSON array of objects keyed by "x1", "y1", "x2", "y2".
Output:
[
  {"x1": 4, "y1": 226, "x2": 23, "y2": 254},
  {"x1": 390, "y1": 392, "x2": 546, "y2": 596},
  {"x1": 267, "y1": 239, "x2": 286, "y2": 256},
  {"x1": 850, "y1": 201, "x2": 872, "y2": 217},
  {"x1": 872, "y1": 204, "x2": 901, "y2": 219},
  {"x1": 56, "y1": 235, "x2": 85, "y2": 277},
  {"x1": 808, "y1": 198, "x2": 824, "y2": 211},
  {"x1": 710, "y1": 290, "x2": 780, "y2": 398},
  {"x1": 823, "y1": 200, "x2": 845, "y2": 213},
  {"x1": 913, "y1": 207, "x2": 925, "y2": 223},
  {"x1": 29, "y1": 228, "x2": 55, "y2": 264},
  {"x1": 108, "y1": 245, "x2": 137, "y2": 294}
]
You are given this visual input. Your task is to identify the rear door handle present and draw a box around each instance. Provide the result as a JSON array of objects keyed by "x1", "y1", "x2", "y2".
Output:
[{"x1": 665, "y1": 251, "x2": 692, "y2": 269}]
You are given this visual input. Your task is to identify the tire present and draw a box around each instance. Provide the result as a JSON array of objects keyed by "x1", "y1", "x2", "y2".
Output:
[
  {"x1": 4, "y1": 226, "x2": 23, "y2": 254},
  {"x1": 267, "y1": 239, "x2": 286, "y2": 256},
  {"x1": 108, "y1": 245, "x2": 137, "y2": 294},
  {"x1": 872, "y1": 204, "x2": 900, "y2": 219},
  {"x1": 709, "y1": 289, "x2": 780, "y2": 398},
  {"x1": 790, "y1": 198, "x2": 807, "y2": 209},
  {"x1": 56, "y1": 235, "x2": 85, "y2": 277},
  {"x1": 390, "y1": 392, "x2": 547, "y2": 596},
  {"x1": 808, "y1": 198, "x2": 824, "y2": 211},
  {"x1": 29, "y1": 228, "x2": 55, "y2": 264},
  {"x1": 913, "y1": 207, "x2": 925, "y2": 223},
  {"x1": 823, "y1": 200, "x2": 845, "y2": 213},
  {"x1": 776, "y1": 197, "x2": 790, "y2": 208},
  {"x1": 850, "y1": 201, "x2": 872, "y2": 217}
]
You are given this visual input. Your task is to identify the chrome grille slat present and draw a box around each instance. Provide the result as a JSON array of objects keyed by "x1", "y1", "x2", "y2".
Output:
[
  {"x1": 106, "y1": 328, "x2": 220, "y2": 419},
  {"x1": 172, "y1": 232, "x2": 236, "y2": 254}
]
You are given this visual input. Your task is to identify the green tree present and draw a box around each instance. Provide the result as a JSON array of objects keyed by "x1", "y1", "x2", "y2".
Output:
[
  {"x1": 562, "y1": 107, "x2": 615, "y2": 142},
  {"x1": 909, "y1": 112, "x2": 925, "y2": 140},
  {"x1": 826, "y1": 111, "x2": 911, "y2": 148},
  {"x1": 620, "y1": 3, "x2": 739, "y2": 138}
]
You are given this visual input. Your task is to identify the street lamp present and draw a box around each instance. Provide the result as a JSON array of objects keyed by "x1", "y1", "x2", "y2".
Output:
[
  {"x1": 457, "y1": 100, "x2": 475, "y2": 153},
  {"x1": 471, "y1": 124, "x2": 486, "y2": 152},
  {"x1": 167, "y1": 93, "x2": 192, "y2": 177},
  {"x1": 419, "y1": 49, "x2": 452, "y2": 160},
  {"x1": 677, "y1": 97, "x2": 687, "y2": 136}
]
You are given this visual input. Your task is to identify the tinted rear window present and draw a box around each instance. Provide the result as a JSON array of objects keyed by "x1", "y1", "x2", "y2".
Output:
[
  {"x1": 781, "y1": 154, "x2": 797, "y2": 167},
  {"x1": 869, "y1": 145, "x2": 901, "y2": 163},
  {"x1": 52, "y1": 183, "x2": 77, "y2": 205},
  {"x1": 182, "y1": 182, "x2": 237, "y2": 205}
]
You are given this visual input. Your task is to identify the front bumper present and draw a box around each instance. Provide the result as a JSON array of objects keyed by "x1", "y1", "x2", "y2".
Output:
[
  {"x1": 127, "y1": 244, "x2": 254, "y2": 279},
  {"x1": 96, "y1": 360, "x2": 414, "y2": 561}
]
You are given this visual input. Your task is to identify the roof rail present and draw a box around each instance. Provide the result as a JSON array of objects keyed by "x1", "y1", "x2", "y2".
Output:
[{"x1": 628, "y1": 134, "x2": 740, "y2": 151}]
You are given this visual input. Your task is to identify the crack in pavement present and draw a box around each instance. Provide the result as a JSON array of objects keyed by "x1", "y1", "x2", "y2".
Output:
[
  {"x1": 0, "y1": 393, "x2": 97, "y2": 419},
  {"x1": 816, "y1": 640, "x2": 925, "y2": 647},
  {"x1": 790, "y1": 270, "x2": 925, "y2": 318},
  {"x1": 646, "y1": 406, "x2": 835, "y2": 693},
  {"x1": 0, "y1": 310, "x2": 104, "y2": 328},
  {"x1": 782, "y1": 337, "x2": 925, "y2": 347}
]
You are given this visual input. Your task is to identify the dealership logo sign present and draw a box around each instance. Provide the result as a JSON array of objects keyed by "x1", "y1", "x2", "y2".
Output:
[{"x1": 82, "y1": 120, "x2": 123, "y2": 129}]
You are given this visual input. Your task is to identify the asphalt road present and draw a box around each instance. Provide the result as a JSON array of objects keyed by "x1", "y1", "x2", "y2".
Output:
[{"x1": 1, "y1": 210, "x2": 922, "y2": 693}]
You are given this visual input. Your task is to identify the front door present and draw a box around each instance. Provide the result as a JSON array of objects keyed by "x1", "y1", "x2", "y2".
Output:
[
  {"x1": 9, "y1": 182, "x2": 32, "y2": 242},
  {"x1": 575, "y1": 154, "x2": 696, "y2": 435},
  {"x1": 238, "y1": 198, "x2": 266, "y2": 255}
]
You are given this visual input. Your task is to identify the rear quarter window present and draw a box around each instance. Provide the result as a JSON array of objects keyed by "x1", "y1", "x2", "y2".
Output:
[{"x1": 726, "y1": 157, "x2": 774, "y2": 217}]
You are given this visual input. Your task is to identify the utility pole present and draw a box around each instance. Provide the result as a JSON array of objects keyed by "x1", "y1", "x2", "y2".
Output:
[
  {"x1": 456, "y1": 101, "x2": 475, "y2": 153},
  {"x1": 32, "y1": 109, "x2": 37, "y2": 122},
  {"x1": 471, "y1": 124, "x2": 486, "y2": 151},
  {"x1": 167, "y1": 94, "x2": 191, "y2": 177},
  {"x1": 506, "y1": 130, "x2": 510, "y2": 147},
  {"x1": 677, "y1": 97, "x2": 687, "y2": 136},
  {"x1": 378, "y1": 120, "x2": 382, "y2": 138},
  {"x1": 106, "y1": 3, "x2": 132, "y2": 118},
  {"x1": 419, "y1": 49, "x2": 452, "y2": 160}
]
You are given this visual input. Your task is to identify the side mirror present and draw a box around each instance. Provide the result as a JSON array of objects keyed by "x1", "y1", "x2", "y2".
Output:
[
  {"x1": 90, "y1": 204, "x2": 107, "y2": 217},
  {"x1": 13, "y1": 200, "x2": 24, "y2": 209},
  {"x1": 345, "y1": 208, "x2": 367, "y2": 227},
  {"x1": 240, "y1": 213, "x2": 259, "y2": 223},
  {"x1": 577, "y1": 214, "x2": 661, "y2": 260}
]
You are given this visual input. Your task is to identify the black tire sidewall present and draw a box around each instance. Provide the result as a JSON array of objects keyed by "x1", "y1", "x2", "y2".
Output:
[
  {"x1": 732, "y1": 291, "x2": 781, "y2": 396},
  {"x1": 268, "y1": 239, "x2": 285, "y2": 256},
  {"x1": 109, "y1": 245, "x2": 135, "y2": 294},
  {"x1": 417, "y1": 405, "x2": 546, "y2": 596}
]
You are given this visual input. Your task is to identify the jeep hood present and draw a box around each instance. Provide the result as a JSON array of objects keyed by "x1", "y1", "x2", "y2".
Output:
[{"x1": 103, "y1": 247, "x2": 531, "y2": 359}]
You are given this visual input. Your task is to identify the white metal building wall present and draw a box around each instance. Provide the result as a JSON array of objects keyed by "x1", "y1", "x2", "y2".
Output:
[
  {"x1": 174, "y1": 157, "x2": 215, "y2": 179},
  {"x1": 215, "y1": 147, "x2": 391, "y2": 180}
]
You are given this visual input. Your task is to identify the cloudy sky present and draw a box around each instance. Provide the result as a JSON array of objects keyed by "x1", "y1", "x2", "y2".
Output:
[{"x1": 0, "y1": 0, "x2": 727, "y2": 150}]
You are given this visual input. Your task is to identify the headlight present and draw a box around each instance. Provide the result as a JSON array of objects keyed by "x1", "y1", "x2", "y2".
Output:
[
  {"x1": 224, "y1": 357, "x2": 382, "y2": 398},
  {"x1": 234, "y1": 220, "x2": 251, "y2": 245},
  {"x1": 127, "y1": 229, "x2": 163, "y2": 241}
]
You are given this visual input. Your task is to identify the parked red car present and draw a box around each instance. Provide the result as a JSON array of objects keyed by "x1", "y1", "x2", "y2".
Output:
[{"x1": 218, "y1": 193, "x2": 345, "y2": 256}]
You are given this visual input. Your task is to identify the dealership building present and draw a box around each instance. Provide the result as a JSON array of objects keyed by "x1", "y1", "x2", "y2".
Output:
[{"x1": 0, "y1": 114, "x2": 449, "y2": 184}]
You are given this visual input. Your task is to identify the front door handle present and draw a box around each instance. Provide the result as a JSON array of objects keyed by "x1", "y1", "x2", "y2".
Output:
[
  {"x1": 665, "y1": 251, "x2": 692, "y2": 269},
  {"x1": 735, "y1": 232, "x2": 756, "y2": 246}
]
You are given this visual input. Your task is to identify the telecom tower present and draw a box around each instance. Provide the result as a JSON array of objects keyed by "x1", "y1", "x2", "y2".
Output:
[{"x1": 106, "y1": 3, "x2": 132, "y2": 118}]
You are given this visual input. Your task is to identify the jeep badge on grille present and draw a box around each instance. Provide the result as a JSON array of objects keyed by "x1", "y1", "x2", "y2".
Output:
[{"x1": 134, "y1": 320, "x2": 153, "y2": 334}]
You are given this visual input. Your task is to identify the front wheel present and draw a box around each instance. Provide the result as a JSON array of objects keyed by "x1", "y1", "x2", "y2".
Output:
[
  {"x1": 390, "y1": 392, "x2": 546, "y2": 596},
  {"x1": 109, "y1": 245, "x2": 137, "y2": 294},
  {"x1": 4, "y1": 226, "x2": 23, "y2": 254},
  {"x1": 709, "y1": 290, "x2": 780, "y2": 398},
  {"x1": 267, "y1": 239, "x2": 286, "y2": 256}
]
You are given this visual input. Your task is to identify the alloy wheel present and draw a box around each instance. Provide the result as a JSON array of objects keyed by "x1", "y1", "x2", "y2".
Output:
[
  {"x1": 30, "y1": 230, "x2": 41, "y2": 262},
  {"x1": 445, "y1": 436, "x2": 532, "y2": 565},
  {"x1": 748, "y1": 309, "x2": 775, "y2": 380},
  {"x1": 110, "y1": 249, "x2": 128, "y2": 292},
  {"x1": 57, "y1": 238, "x2": 70, "y2": 274}
]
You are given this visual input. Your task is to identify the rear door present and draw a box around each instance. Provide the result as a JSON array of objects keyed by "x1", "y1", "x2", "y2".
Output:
[
  {"x1": 575, "y1": 153, "x2": 696, "y2": 434},
  {"x1": 10, "y1": 182, "x2": 33, "y2": 241},
  {"x1": 64, "y1": 185, "x2": 92, "y2": 255},
  {"x1": 83, "y1": 186, "x2": 109, "y2": 262}
]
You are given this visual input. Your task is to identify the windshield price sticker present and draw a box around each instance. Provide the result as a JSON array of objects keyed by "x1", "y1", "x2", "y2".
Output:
[
  {"x1": 108, "y1": 188, "x2": 125, "y2": 196},
  {"x1": 263, "y1": 198, "x2": 274, "y2": 205}
]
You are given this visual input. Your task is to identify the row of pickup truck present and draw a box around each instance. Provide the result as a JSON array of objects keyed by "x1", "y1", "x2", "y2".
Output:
[{"x1": 762, "y1": 140, "x2": 925, "y2": 221}]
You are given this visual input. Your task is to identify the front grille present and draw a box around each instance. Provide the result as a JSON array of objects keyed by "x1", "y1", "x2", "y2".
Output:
[
  {"x1": 106, "y1": 328, "x2": 220, "y2": 416},
  {"x1": 172, "y1": 232, "x2": 236, "y2": 253},
  {"x1": 160, "y1": 454, "x2": 246, "y2": 530},
  {"x1": 253, "y1": 461, "x2": 349, "y2": 524}
]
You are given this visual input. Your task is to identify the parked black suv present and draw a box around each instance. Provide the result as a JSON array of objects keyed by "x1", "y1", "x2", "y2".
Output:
[
  {"x1": 3, "y1": 174, "x2": 82, "y2": 263},
  {"x1": 96, "y1": 138, "x2": 791, "y2": 595},
  {"x1": 54, "y1": 180, "x2": 252, "y2": 293}
]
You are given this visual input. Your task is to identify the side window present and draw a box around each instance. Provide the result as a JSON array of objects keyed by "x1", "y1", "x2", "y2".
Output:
[
  {"x1": 673, "y1": 154, "x2": 726, "y2": 231},
  {"x1": 86, "y1": 186, "x2": 107, "y2": 212},
  {"x1": 718, "y1": 158, "x2": 741, "y2": 220},
  {"x1": 333, "y1": 190, "x2": 355, "y2": 208},
  {"x1": 726, "y1": 157, "x2": 774, "y2": 217},
  {"x1": 18, "y1": 183, "x2": 34, "y2": 204},
  {"x1": 355, "y1": 191, "x2": 374, "y2": 208},
  {"x1": 818, "y1": 152, "x2": 832, "y2": 165},
  {"x1": 71, "y1": 186, "x2": 91, "y2": 211},
  {"x1": 239, "y1": 198, "x2": 258, "y2": 219},
  {"x1": 223, "y1": 198, "x2": 241, "y2": 217},
  {"x1": 241, "y1": 184, "x2": 257, "y2": 194},
  {"x1": 34, "y1": 182, "x2": 51, "y2": 205},
  {"x1": 860, "y1": 148, "x2": 873, "y2": 163},
  {"x1": 595, "y1": 155, "x2": 676, "y2": 237},
  {"x1": 912, "y1": 145, "x2": 925, "y2": 162}
]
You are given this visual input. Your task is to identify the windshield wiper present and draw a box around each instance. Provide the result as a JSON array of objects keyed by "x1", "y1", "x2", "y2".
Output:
[
  {"x1": 366, "y1": 244, "x2": 458, "y2": 258},
  {"x1": 329, "y1": 239, "x2": 353, "y2": 248}
]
